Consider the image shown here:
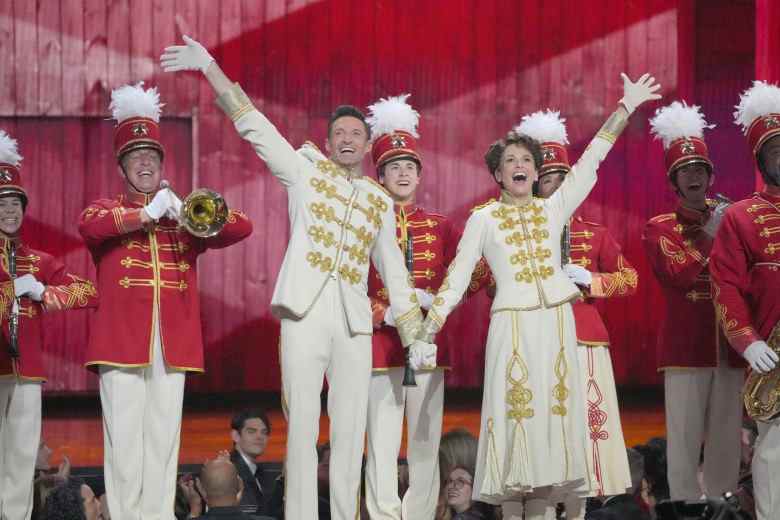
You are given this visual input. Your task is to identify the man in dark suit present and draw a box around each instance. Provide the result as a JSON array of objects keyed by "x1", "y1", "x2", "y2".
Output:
[
  {"x1": 197, "y1": 457, "x2": 251, "y2": 520},
  {"x1": 586, "y1": 448, "x2": 651, "y2": 520},
  {"x1": 229, "y1": 409, "x2": 273, "y2": 515}
]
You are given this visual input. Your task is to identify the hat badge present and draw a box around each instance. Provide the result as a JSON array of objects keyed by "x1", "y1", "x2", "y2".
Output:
[
  {"x1": 765, "y1": 115, "x2": 780, "y2": 129},
  {"x1": 132, "y1": 122, "x2": 149, "y2": 136},
  {"x1": 0, "y1": 168, "x2": 12, "y2": 183},
  {"x1": 543, "y1": 148, "x2": 556, "y2": 161},
  {"x1": 680, "y1": 140, "x2": 696, "y2": 155},
  {"x1": 391, "y1": 134, "x2": 407, "y2": 148}
]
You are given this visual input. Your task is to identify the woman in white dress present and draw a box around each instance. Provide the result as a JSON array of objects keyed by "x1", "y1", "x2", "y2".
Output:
[{"x1": 418, "y1": 73, "x2": 660, "y2": 520}]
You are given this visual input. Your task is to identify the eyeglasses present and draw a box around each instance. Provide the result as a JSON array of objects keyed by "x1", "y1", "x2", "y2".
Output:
[{"x1": 444, "y1": 477, "x2": 473, "y2": 490}]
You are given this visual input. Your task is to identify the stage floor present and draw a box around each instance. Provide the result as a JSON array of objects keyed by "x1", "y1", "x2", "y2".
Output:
[{"x1": 42, "y1": 388, "x2": 665, "y2": 467}]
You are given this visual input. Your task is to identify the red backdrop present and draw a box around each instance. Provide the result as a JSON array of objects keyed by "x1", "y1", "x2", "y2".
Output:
[{"x1": 0, "y1": 0, "x2": 767, "y2": 393}]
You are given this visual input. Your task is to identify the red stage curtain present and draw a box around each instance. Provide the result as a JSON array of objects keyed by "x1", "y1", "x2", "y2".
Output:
[{"x1": 0, "y1": 0, "x2": 759, "y2": 393}]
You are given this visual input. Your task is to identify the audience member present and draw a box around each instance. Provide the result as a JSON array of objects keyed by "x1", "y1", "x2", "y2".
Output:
[
  {"x1": 196, "y1": 457, "x2": 251, "y2": 519},
  {"x1": 444, "y1": 465, "x2": 495, "y2": 519},
  {"x1": 32, "y1": 474, "x2": 64, "y2": 520},
  {"x1": 98, "y1": 493, "x2": 111, "y2": 520},
  {"x1": 635, "y1": 438, "x2": 670, "y2": 519},
  {"x1": 585, "y1": 448, "x2": 650, "y2": 520},
  {"x1": 230, "y1": 409, "x2": 273, "y2": 515},
  {"x1": 437, "y1": 429, "x2": 479, "y2": 520},
  {"x1": 43, "y1": 477, "x2": 99, "y2": 520}
]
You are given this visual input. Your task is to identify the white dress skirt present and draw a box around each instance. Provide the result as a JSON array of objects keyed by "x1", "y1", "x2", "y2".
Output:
[
  {"x1": 576, "y1": 344, "x2": 631, "y2": 497},
  {"x1": 472, "y1": 303, "x2": 594, "y2": 504}
]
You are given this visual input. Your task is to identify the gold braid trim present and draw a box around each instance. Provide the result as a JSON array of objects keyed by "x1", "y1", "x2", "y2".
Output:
[
  {"x1": 216, "y1": 83, "x2": 255, "y2": 122},
  {"x1": 595, "y1": 107, "x2": 629, "y2": 144},
  {"x1": 395, "y1": 305, "x2": 423, "y2": 347}
]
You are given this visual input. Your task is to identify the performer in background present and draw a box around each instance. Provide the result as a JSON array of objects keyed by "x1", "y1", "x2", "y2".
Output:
[
  {"x1": 643, "y1": 101, "x2": 744, "y2": 501},
  {"x1": 417, "y1": 73, "x2": 660, "y2": 520},
  {"x1": 78, "y1": 83, "x2": 252, "y2": 520},
  {"x1": 711, "y1": 80, "x2": 780, "y2": 520},
  {"x1": 0, "y1": 130, "x2": 97, "y2": 520},
  {"x1": 161, "y1": 37, "x2": 433, "y2": 520},
  {"x1": 363, "y1": 95, "x2": 492, "y2": 520},
  {"x1": 519, "y1": 110, "x2": 637, "y2": 516}
]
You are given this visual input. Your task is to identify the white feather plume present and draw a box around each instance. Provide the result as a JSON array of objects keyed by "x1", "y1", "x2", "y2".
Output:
[
  {"x1": 109, "y1": 81, "x2": 163, "y2": 124},
  {"x1": 649, "y1": 101, "x2": 714, "y2": 149},
  {"x1": 0, "y1": 130, "x2": 22, "y2": 166},
  {"x1": 514, "y1": 110, "x2": 569, "y2": 145},
  {"x1": 734, "y1": 80, "x2": 780, "y2": 133},
  {"x1": 366, "y1": 94, "x2": 420, "y2": 141}
]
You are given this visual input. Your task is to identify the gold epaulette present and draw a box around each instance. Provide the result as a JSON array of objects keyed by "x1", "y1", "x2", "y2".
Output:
[
  {"x1": 470, "y1": 198, "x2": 496, "y2": 213},
  {"x1": 648, "y1": 213, "x2": 676, "y2": 224},
  {"x1": 362, "y1": 176, "x2": 392, "y2": 198}
]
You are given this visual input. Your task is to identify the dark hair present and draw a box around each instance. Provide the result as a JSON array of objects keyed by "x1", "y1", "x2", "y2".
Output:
[
  {"x1": 634, "y1": 438, "x2": 670, "y2": 501},
  {"x1": 757, "y1": 134, "x2": 780, "y2": 185},
  {"x1": 484, "y1": 131, "x2": 543, "y2": 183},
  {"x1": 43, "y1": 477, "x2": 87, "y2": 520},
  {"x1": 327, "y1": 105, "x2": 371, "y2": 140},
  {"x1": 230, "y1": 408, "x2": 271, "y2": 435},
  {"x1": 626, "y1": 447, "x2": 646, "y2": 495}
]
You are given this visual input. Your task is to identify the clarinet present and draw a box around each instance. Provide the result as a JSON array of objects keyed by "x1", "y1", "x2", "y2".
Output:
[
  {"x1": 561, "y1": 223, "x2": 571, "y2": 267},
  {"x1": 7, "y1": 241, "x2": 19, "y2": 359},
  {"x1": 402, "y1": 231, "x2": 417, "y2": 387}
]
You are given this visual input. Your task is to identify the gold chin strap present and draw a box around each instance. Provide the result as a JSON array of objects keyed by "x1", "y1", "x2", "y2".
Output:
[{"x1": 596, "y1": 107, "x2": 630, "y2": 144}]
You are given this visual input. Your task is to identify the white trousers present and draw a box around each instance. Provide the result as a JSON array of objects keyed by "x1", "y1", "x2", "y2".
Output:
[
  {"x1": 365, "y1": 368, "x2": 444, "y2": 520},
  {"x1": 754, "y1": 419, "x2": 780, "y2": 520},
  {"x1": 664, "y1": 366, "x2": 743, "y2": 500},
  {"x1": 99, "y1": 323, "x2": 185, "y2": 520},
  {"x1": 281, "y1": 282, "x2": 372, "y2": 520},
  {"x1": 0, "y1": 380, "x2": 41, "y2": 520},
  {"x1": 502, "y1": 498, "x2": 556, "y2": 520}
]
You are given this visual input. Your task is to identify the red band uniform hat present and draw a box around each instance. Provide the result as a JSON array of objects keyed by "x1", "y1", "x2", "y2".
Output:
[
  {"x1": 109, "y1": 82, "x2": 165, "y2": 163},
  {"x1": 649, "y1": 100, "x2": 714, "y2": 176},
  {"x1": 514, "y1": 109, "x2": 571, "y2": 180},
  {"x1": 734, "y1": 80, "x2": 780, "y2": 159},
  {"x1": 367, "y1": 94, "x2": 422, "y2": 172},
  {"x1": 0, "y1": 130, "x2": 27, "y2": 210}
]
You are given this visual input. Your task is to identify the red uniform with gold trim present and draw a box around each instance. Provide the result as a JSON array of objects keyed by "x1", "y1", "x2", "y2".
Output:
[
  {"x1": 78, "y1": 191, "x2": 252, "y2": 371},
  {"x1": 569, "y1": 215, "x2": 638, "y2": 344},
  {"x1": 642, "y1": 202, "x2": 744, "y2": 368},
  {"x1": 710, "y1": 188, "x2": 780, "y2": 354},
  {"x1": 0, "y1": 239, "x2": 97, "y2": 380},
  {"x1": 368, "y1": 205, "x2": 457, "y2": 369}
]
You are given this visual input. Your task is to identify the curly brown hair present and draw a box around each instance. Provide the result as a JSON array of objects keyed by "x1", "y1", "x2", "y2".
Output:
[{"x1": 484, "y1": 131, "x2": 543, "y2": 183}]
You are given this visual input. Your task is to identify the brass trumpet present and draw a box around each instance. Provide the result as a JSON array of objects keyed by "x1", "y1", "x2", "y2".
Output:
[
  {"x1": 744, "y1": 323, "x2": 780, "y2": 422},
  {"x1": 160, "y1": 181, "x2": 228, "y2": 238}
]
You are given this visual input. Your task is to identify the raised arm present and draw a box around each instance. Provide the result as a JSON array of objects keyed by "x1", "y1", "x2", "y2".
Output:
[
  {"x1": 160, "y1": 36, "x2": 304, "y2": 188},
  {"x1": 550, "y1": 73, "x2": 662, "y2": 221}
]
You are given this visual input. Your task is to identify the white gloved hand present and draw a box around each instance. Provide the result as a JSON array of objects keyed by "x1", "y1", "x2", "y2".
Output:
[
  {"x1": 166, "y1": 190, "x2": 184, "y2": 222},
  {"x1": 160, "y1": 35, "x2": 215, "y2": 73},
  {"x1": 14, "y1": 274, "x2": 45, "y2": 301},
  {"x1": 144, "y1": 188, "x2": 175, "y2": 220},
  {"x1": 408, "y1": 340, "x2": 437, "y2": 370},
  {"x1": 619, "y1": 72, "x2": 662, "y2": 114},
  {"x1": 563, "y1": 263, "x2": 592, "y2": 287},
  {"x1": 743, "y1": 341, "x2": 779, "y2": 374},
  {"x1": 415, "y1": 289, "x2": 434, "y2": 311},
  {"x1": 383, "y1": 307, "x2": 396, "y2": 328},
  {"x1": 702, "y1": 202, "x2": 729, "y2": 238}
]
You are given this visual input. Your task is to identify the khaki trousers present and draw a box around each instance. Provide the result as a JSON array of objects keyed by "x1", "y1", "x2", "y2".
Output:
[
  {"x1": 365, "y1": 368, "x2": 444, "y2": 520},
  {"x1": 754, "y1": 419, "x2": 780, "y2": 520},
  {"x1": 281, "y1": 281, "x2": 372, "y2": 520},
  {"x1": 99, "y1": 323, "x2": 185, "y2": 520},
  {"x1": 0, "y1": 379, "x2": 41, "y2": 520},
  {"x1": 663, "y1": 366, "x2": 743, "y2": 500}
]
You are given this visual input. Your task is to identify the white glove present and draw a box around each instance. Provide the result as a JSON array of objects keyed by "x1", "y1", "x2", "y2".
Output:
[
  {"x1": 408, "y1": 340, "x2": 437, "y2": 370},
  {"x1": 166, "y1": 190, "x2": 184, "y2": 222},
  {"x1": 702, "y1": 202, "x2": 729, "y2": 238},
  {"x1": 144, "y1": 188, "x2": 176, "y2": 220},
  {"x1": 14, "y1": 274, "x2": 45, "y2": 301},
  {"x1": 743, "y1": 341, "x2": 779, "y2": 374},
  {"x1": 383, "y1": 307, "x2": 396, "y2": 328},
  {"x1": 619, "y1": 72, "x2": 662, "y2": 114},
  {"x1": 160, "y1": 35, "x2": 215, "y2": 73},
  {"x1": 415, "y1": 289, "x2": 434, "y2": 311},
  {"x1": 563, "y1": 263, "x2": 592, "y2": 288}
]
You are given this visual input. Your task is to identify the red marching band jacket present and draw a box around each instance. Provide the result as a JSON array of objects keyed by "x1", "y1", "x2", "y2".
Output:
[
  {"x1": 78, "y1": 191, "x2": 252, "y2": 372},
  {"x1": 568, "y1": 215, "x2": 638, "y2": 345},
  {"x1": 368, "y1": 204, "x2": 491, "y2": 370},
  {"x1": 710, "y1": 188, "x2": 780, "y2": 355},
  {"x1": 0, "y1": 238, "x2": 97, "y2": 381},
  {"x1": 643, "y1": 202, "x2": 744, "y2": 369}
]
